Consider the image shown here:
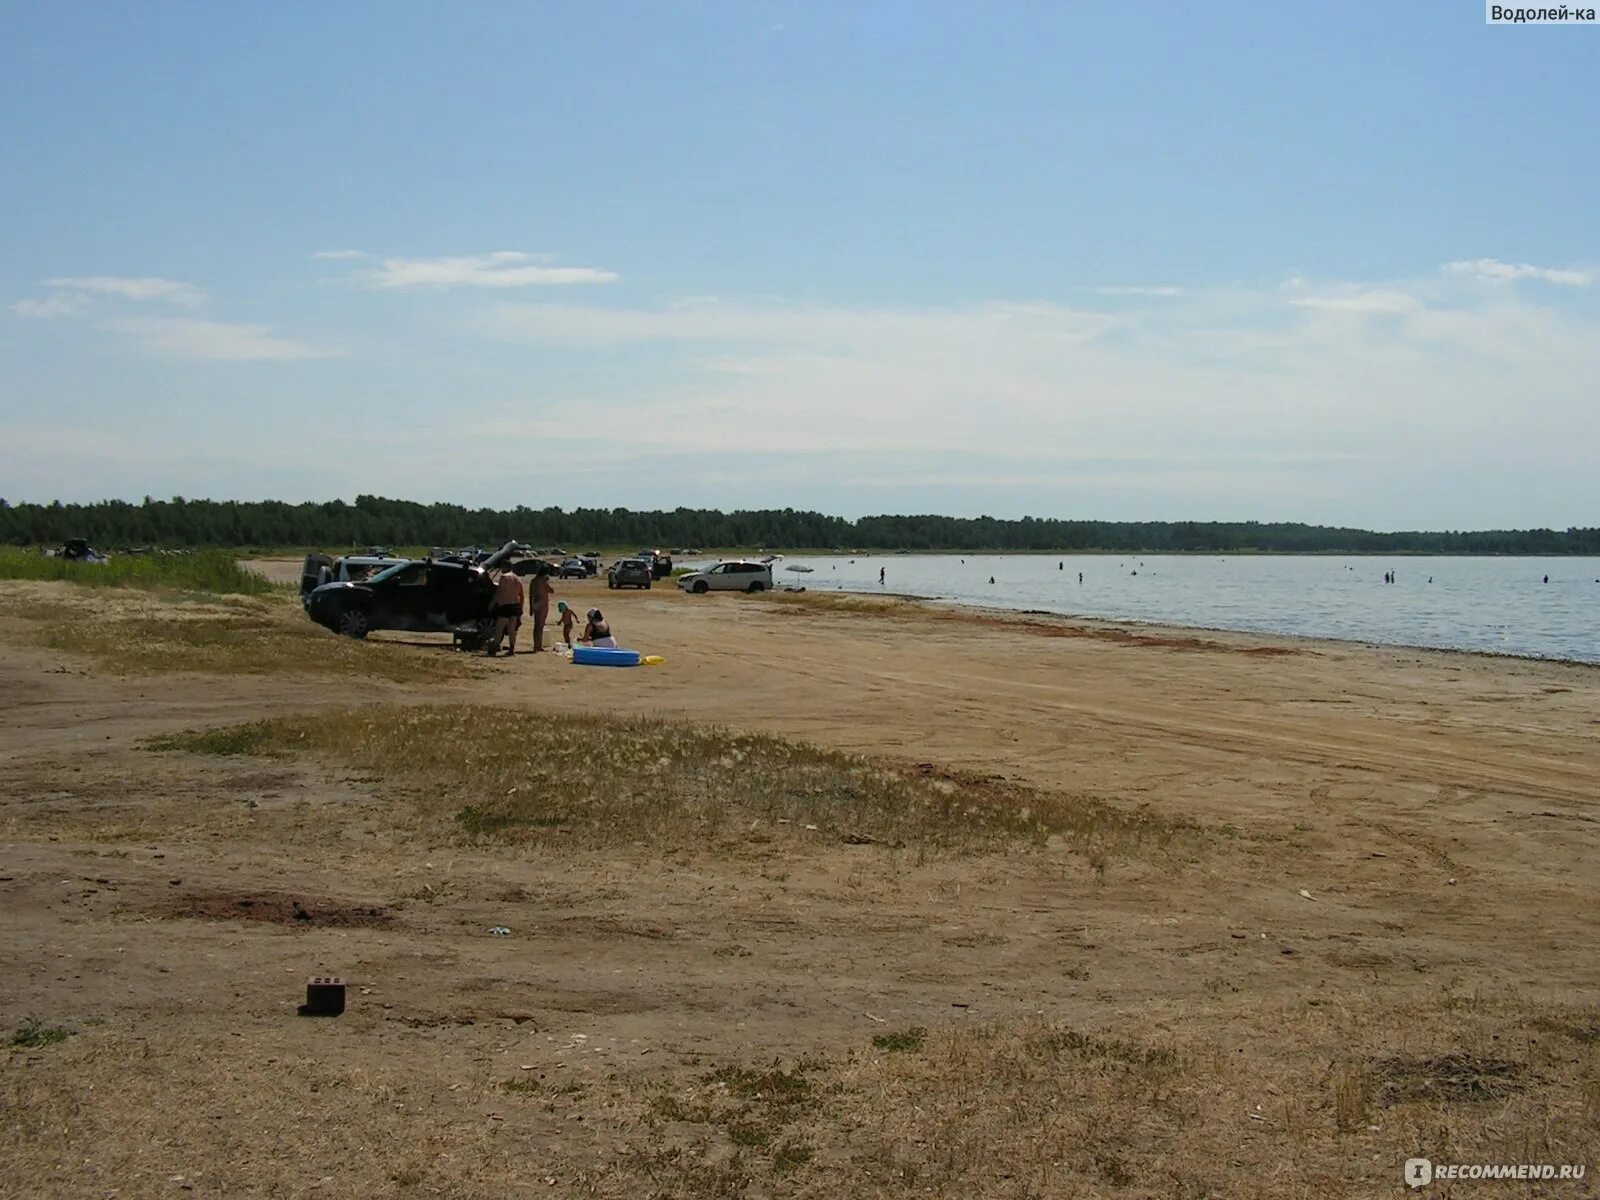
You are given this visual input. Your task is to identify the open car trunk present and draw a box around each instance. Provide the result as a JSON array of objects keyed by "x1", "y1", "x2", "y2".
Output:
[{"x1": 300, "y1": 553, "x2": 333, "y2": 598}]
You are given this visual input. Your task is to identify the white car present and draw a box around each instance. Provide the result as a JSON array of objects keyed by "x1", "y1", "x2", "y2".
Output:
[{"x1": 677, "y1": 560, "x2": 775, "y2": 594}]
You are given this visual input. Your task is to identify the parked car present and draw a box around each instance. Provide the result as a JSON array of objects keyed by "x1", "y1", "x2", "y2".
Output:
[
  {"x1": 301, "y1": 541, "x2": 523, "y2": 647},
  {"x1": 558, "y1": 558, "x2": 588, "y2": 579},
  {"x1": 299, "y1": 552, "x2": 404, "y2": 606},
  {"x1": 634, "y1": 548, "x2": 674, "y2": 579},
  {"x1": 607, "y1": 558, "x2": 654, "y2": 589},
  {"x1": 57, "y1": 538, "x2": 109, "y2": 563},
  {"x1": 676, "y1": 560, "x2": 774, "y2": 594},
  {"x1": 579, "y1": 554, "x2": 600, "y2": 576}
]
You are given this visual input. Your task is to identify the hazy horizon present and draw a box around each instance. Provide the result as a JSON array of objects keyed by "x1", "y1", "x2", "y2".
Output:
[{"x1": 3, "y1": 4, "x2": 1596, "y2": 528}]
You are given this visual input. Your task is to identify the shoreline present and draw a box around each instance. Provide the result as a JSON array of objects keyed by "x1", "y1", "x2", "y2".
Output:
[{"x1": 782, "y1": 584, "x2": 1600, "y2": 670}]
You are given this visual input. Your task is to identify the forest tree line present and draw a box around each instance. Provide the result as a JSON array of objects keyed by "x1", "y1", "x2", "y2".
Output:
[{"x1": 1, "y1": 496, "x2": 1596, "y2": 555}]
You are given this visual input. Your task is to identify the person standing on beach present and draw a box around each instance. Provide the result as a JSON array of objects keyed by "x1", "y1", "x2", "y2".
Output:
[
  {"x1": 485, "y1": 567, "x2": 525, "y2": 656},
  {"x1": 530, "y1": 563, "x2": 554, "y2": 652}
]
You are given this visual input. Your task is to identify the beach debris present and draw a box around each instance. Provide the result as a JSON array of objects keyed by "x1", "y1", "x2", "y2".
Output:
[
  {"x1": 299, "y1": 976, "x2": 346, "y2": 1017},
  {"x1": 865, "y1": 1012, "x2": 887, "y2": 1024},
  {"x1": 1447, "y1": 877, "x2": 1458, "y2": 886},
  {"x1": 1298, "y1": 889, "x2": 1316, "y2": 901},
  {"x1": 488, "y1": 926, "x2": 512, "y2": 937}
]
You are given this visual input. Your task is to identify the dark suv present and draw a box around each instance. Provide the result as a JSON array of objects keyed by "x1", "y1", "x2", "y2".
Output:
[
  {"x1": 607, "y1": 558, "x2": 653, "y2": 589},
  {"x1": 302, "y1": 542, "x2": 527, "y2": 647}
]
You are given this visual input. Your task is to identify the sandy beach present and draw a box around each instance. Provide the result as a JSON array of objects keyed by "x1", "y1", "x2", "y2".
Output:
[{"x1": 2, "y1": 571, "x2": 1597, "y2": 1197}]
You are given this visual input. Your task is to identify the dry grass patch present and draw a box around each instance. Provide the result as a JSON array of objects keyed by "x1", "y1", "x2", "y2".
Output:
[
  {"x1": 148, "y1": 704, "x2": 1194, "y2": 859},
  {"x1": 598, "y1": 991, "x2": 1600, "y2": 1198},
  {"x1": 1, "y1": 581, "x2": 469, "y2": 682}
]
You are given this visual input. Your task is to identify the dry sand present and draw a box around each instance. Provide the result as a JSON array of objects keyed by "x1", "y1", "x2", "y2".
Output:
[{"x1": 2, "y1": 569, "x2": 1597, "y2": 1198}]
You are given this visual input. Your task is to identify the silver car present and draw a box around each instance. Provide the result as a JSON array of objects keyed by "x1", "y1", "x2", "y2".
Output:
[{"x1": 676, "y1": 560, "x2": 774, "y2": 594}]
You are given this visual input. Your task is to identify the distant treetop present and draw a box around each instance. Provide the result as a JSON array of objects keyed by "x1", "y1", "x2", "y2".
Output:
[{"x1": 2, "y1": 495, "x2": 1595, "y2": 555}]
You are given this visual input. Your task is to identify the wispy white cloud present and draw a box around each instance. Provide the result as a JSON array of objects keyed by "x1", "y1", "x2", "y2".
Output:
[
  {"x1": 109, "y1": 316, "x2": 338, "y2": 361},
  {"x1": 42, "y1": 275, "x2": 206, "y2": 306},
  {"x1": 462, "y1": 259, "x2": 1599, "y2": 499},
  {"x1": 1092, "y1": 285, "x2": 1184, "y2": 297},
  {"x1": 1289, "y1": 288, "x2": 1422, "y2": 314},
  {"x1": 9, "y1": 294, "x2": 89, "y2": 319},
  {"x1": 360, "y1": 251, "x2": 619, "y2": 289},
  {"x1": 1445, "y1": 258, "x2": 1593, "y2": 287},
  {"x1": 311, "y1": 249, "x2": 368, "y2": 260},
  {"x1": 479, "y1": 299, "x2": 1117, "y2": 346}
]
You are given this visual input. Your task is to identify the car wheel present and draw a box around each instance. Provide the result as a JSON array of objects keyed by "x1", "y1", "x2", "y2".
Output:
[
  {"x1": 692, "y1": 580, "x2": 708, "y2": 594},
  {"x1": 747, "y1": 581, "x2": 765, "y2": 594},
  {"x1": 336, "y1": 608, "x2": 369, "y2": 639},
  {"x1": 645, "y1": 581, "x2": 652, "y2": 589}
]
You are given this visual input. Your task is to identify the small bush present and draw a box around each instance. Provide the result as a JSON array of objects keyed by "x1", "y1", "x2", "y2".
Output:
[
  {"x1": 872, "y1": 1027, "x2": 928, "y2": 1053},
  {"x1": 8, "y1": 1023, "x2": 71, "y2": 1049}
]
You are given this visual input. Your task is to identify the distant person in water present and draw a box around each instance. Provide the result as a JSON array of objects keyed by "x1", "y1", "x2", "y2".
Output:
[
  {"x1": 879, "y1": 567, "x2": 885, "y2": 585},
  {"x1": 1078, "y1": 572, "x2": 1083, "y2": 584},
  {"x1": 1543, "y1": 574, "x2": 1549, "y2": 584},
  {"x1": 580, "y1": 608, "x2": 617, "y2": 648},
  {"x1": 989, "y1": 576, "x2": 995, "y2": 584}
]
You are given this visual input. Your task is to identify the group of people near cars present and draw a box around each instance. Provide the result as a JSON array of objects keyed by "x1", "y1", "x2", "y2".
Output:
[{"x1": 483, "y1": 560, "x2": 615, "y2": 657}]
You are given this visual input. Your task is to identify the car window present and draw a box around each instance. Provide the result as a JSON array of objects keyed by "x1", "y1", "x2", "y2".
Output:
[
  {"x1": 366, "y1": 562, "x2": 411, "y2": 584},
  {"x1": 397, "y1": 564, "x2": 429, "y2": 586}
]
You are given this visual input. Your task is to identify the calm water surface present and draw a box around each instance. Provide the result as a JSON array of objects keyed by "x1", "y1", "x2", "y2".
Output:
[{"x1": 761, "y1": 555, "x2": 1600, "y2": 664}]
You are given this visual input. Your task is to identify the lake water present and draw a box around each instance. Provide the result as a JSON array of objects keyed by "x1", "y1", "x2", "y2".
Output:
[{"x1": 762, "y1": 554, "x2": 1600, "y2": 664}]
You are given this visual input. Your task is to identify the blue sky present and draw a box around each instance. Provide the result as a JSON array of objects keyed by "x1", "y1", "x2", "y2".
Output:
[{"x1": 2, "y1": 1, "x2": 1596, "y2": 528}]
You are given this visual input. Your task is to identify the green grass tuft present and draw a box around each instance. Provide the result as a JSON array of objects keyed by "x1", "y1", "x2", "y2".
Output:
[
  {"x1": 148, "y1": 704, "x2": 1195, "y2": 858},
  {"x1": 0, "y1": 548, "x2": 278, "y2": 596},
  {"x1": 872, "y1": 1027, "x2": 928, "y2": 1053},
  {"x1": 8, "y1": 1023, "x2": 72, "y2": 1049}
]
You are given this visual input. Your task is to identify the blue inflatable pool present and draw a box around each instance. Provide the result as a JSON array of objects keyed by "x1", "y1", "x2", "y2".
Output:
[{"x1": 571, "y1": 646, "x2": 642, "y2": 668}]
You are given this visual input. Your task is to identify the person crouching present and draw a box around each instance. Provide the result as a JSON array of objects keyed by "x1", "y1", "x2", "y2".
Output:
[{"x1": 580, "y1": 608, "x2": 617, "y2": 648}]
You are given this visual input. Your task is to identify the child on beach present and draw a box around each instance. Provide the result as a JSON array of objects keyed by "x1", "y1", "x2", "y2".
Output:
[{"x1": 555, "y1": 600, "x2": 579, "y2": 648}]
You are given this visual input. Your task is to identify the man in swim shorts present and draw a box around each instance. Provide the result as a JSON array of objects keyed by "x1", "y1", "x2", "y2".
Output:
[{"x1": 486, "y1": 566, "x2": 525, "y2": 656}]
